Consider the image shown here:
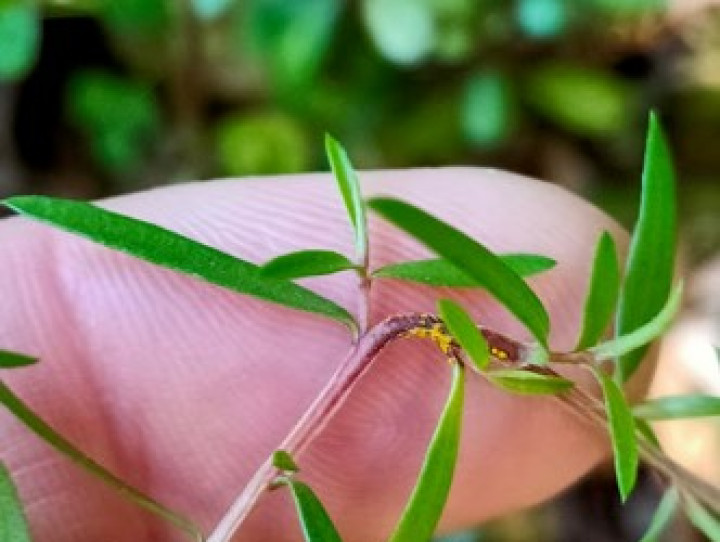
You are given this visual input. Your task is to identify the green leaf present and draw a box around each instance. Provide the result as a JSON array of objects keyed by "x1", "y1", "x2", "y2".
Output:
[
  {"x1": 261, "y1": 250, "x2": 358, "y2": 280},
  {"x1": 591, "y1": 282, "x2": 682, "y2": 362},
  {"x1": 368, "y1": 197, "x2": 550, "y2": 348},
  {"x1": 3, "y1": 196, "x2": 356, "y2": 332},
  {"x1": 277, "y1": 478, "x2": 343, "y2": 542},
  {"x1": 634, "y1": 417, "x2": 661, "y2": 450},
  {"x1": 525, "y1": 63, "x2": 632, "y2": 137},
  {"x1": 0, "y1": 349, "x2": 37, "y2": 369},
  {"x1": 0, "y1": 462, "x2": 31, "y2": 542},
  {"x1": 0, "y1": 3, "x2": 39, "y2": 81},
  {"x1": 272, "y1": 450, "x2": 299, "y2": 473},
  {"x1": 363, "y1": 0, "x2": 434, "y2": 66},
  {"x1": 684, "y1": 495, "x2": 720, "y2": 542},
  {"x1": 633, "y1": 395, "x2": 720, "y2": 421},
  {"x1": 372, "y1": 253, "x2": 556, "y2": 287},
  {"x1": 0, "y1": 381, "x2": 203, "y2": 541},
  {"x1": 438, "y1": 299, "x2": 489, "y2": 372},
  {"x1": 638, "y1": 487, "x2": 679, "y2": 542},
  {"x1": 594, "y1": 369, "x2": 638, "y2": 502},
  {"x1": 575, "y1": 231, "x2": 620, "y2": 350},
  {"x1": 616, "y1": 112, "x2": 676, "y2": 382},
  {"x1": 485, "y1": 369, "x2": 574, "y2": 395},
  {"x1": 388, "y1": 362, "x2": 465, "y2": 542},
  {"x1": 516, "y1": 0, "x2": 567, "y2": 39},
  {"x1": 325, "y1": 135, "x2": 368, "y2": 264}
]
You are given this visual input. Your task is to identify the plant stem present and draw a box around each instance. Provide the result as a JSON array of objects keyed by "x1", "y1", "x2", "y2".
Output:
[
  {"x1": 208, "y1": 313, "x2": 528, "y2": 542},
  {"x1": 0, "y1": 380, "x2": 204, "y2": 542}
]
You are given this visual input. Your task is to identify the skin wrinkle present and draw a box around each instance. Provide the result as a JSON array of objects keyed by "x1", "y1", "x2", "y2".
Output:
[{"x1": 0, "y1": 168, "x2": 633, "y2": 541}]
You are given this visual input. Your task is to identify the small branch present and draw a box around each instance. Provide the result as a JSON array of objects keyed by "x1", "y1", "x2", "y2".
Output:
[{"x1": 355, "y1": 273, "x2": 371, "y2": 338}]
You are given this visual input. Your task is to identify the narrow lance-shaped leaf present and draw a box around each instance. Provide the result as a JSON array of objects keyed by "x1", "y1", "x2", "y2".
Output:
[
  {"x1": 372, "y1": 253, "x2": 556, "y2": 287},
  {"x1": 634, "y1": 417, "x2": 661, "y2": 450},
  {"x1": 388, "y1": 362, "x2": 465, "y2": 542},
  {"x1": 575, "y1": 231, "x2": 620, "y2": 350},
  {"x1": 633, "y1": 395, "x2": 720, "y2": 421},
  {"x1": 325, "y1": 135, "x2": 368, "y2": 265},
  {"x1": 0, "y1": 462, "x2": 31, "y2": 542},
  {"x1": 684, "y1": 495, "x2": 720, "y2": 541},
  {"x1": 594, "y1": 369, "x2": 638, "y2": 502},
  {"x1": 616, "y1": 112, "x2": 676, "y2": 382},
  {"x1": 0, "y1": 349, "x2": 37, "y2": 369},
  {"x1": 438, "y1": 299, "x2": 489, "y2": 372},
  {"x1": 272, "y1": 450, "x2": 300, "y2": 473},
  {"x1": 368, "y1": 197, "x2": 550, "y2": 349},
  {"x1": 486, "y1": 369, "x2": 574, "y2": 395},
  {"x1": 275, "y1": 478, "x2": 343, "y2": 542},
  {"x1": 638, "y1": 487, "x2": 679, "y2": 542},
  {"x1": 0, "y1": 381, "x2": 204, "y2": 541},
  {"x1": 3, "y1": 196, "x2": 356, "y2": 333},
  {"x1": 260, "y1": 250, "x2": 358, "y2": 280},
  {"x1": 591, "y1": 283, "x2": 682, "y2": 362}
]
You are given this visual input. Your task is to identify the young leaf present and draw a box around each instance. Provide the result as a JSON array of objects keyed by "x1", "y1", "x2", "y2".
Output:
[
  {"x1": 575, "y1": 231, "x2": 620, "y2": 350},
  {"x1": 594, "y1": 369, "x2": 638, "y2": 502},
  {"x1": 276, "y1": 478, "x2": 343, "y2": 542},
  {"x1": 633, "y1": 395, "x2": 720, "y2": 421},
  {"x1": 272, "y1": 450, "x2": 300, "y2": 473},
  {"x1": 3, "y1": 196, "x2": 356, "y2": 333},
  {"x1": 438, "y1": 299, "x2": 489, "y2": 372},
  {"x1": 0, "y1": 462, "x2": 31, "y2": 542},
  {"x1": 388, "y1": 362, "x2": 465, "y2": 542},
  {"x1": 0, "y1": 349, "x2": 37, "y2": 369},
  {"x1": 638, "y1": 487, "x2": 679, "y2": 542},
  {"x1": 0, "y1": 381, "x2": 203, "y2": 541},
  {"x1": 616, "y1": 112, "x2": 676, "y2": 382},
  {"x1": 368, "y1": 197, "x2": 550, "y2": 349},
  {"x1": 260, "y1": 250, "x2": 358, "y2": 280},
  {"x1": 372, "y1": 253, "x2": 556, "y2": 287},
  {"x1": 485, "y1": 369, "x2": 574, "y2": 395},
  {"x1": 684, "y1": 495, "x2": 720, "y2": 541},
  {"x1": 590, "y1": 283, "x2": 682, "y2": 362},
  {"x1": 325, "y1": 135, "x2": 368, "y2": 264}
]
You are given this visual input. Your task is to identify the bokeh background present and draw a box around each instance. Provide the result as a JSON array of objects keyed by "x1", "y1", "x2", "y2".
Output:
[{"x1": 0, "y1": 0, "x2": 718, "y2": 541}]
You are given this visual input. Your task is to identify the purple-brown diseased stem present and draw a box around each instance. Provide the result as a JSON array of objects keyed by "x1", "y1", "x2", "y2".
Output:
[{"x1": 208, "y1": 312, "x2": 525, "y2": 542}]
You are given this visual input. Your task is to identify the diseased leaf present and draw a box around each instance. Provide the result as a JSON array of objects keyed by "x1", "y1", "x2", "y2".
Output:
[
  {"x1": 575, "y1": 231, "x2": 620, "y2": 350},
  {"x1": 0, "y1": 462, "x2": 31, "y2": 542},
  {"x1": 372, "y1": 253, "x2": 556, "y2": 287},
  {"x1": 591, "y1": 283, "x2": 682, "y2": 362},
  {"x1": 272, "y1": 450, "x2": 300, "y2": 473},
  {"x1": 438, "y1": 299, "x2": 489, "y2": 372},
  {"x1": 325, "y1": 135, "x2": 368, "y2": 264},
  {"x1": 594, "y1": 369, "x2": 638, "y2": 502},
  {"x1": 486, "y1": 369, "x2": 574, "y2": 395},
  {"x1": 3, "y1": 196, "x2": 356, "y2": 332},
  {"x1": 277, "y1": 478, "x2": 343, "y2": 542},
  {"x1": 368, "y1": 197, "x2": 550, "y2": 348},
  {"x1": 388, "y1": 363, "x2": 465, "y2": 542},
  {"x1": 261, "y1": 250, "x2": 358, "y2": 280},
  {"x1": 0, "y1": 349, "x2": 37, "y2": 369},
  {"x1": 638, "y1": 487, "x2": 679, "y2": 542},
  {"x1": 616, "y1": 112, "x2": 676, "y2": 382},
  {"x1": 684, "y1": 495, "x2": 720, "y2": 542},
  {"x1": 633, "y1": 395, "x2": 720, "y2": 421}
]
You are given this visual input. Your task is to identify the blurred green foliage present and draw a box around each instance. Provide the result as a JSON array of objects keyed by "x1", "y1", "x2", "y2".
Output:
[{"x1": 1, "y1": 0, "x2": 719, "y2": 266}]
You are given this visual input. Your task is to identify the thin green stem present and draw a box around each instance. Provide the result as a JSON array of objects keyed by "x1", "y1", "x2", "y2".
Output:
[{"x1": 0, "y1": 380, "x2": 204, "y2": 541}]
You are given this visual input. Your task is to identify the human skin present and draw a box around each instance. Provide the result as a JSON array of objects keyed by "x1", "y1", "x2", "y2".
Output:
[{"x1": 0, "y1": 168, "x2": 629, "y2": 541}]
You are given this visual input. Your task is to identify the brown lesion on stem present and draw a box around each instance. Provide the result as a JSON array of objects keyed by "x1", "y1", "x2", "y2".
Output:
[{"x1": 207, "y1": 312, "x2": 720, "y2": 542}]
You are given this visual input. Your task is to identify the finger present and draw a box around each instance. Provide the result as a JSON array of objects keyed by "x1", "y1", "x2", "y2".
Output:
[{"x1": 0, "y1": 168, "x2": 628, "y2": 541}]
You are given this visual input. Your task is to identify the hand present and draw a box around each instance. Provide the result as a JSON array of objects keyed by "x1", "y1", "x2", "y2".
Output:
[{"x1": 0, "y1": 168, "x2": 628, "y2": 541}]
